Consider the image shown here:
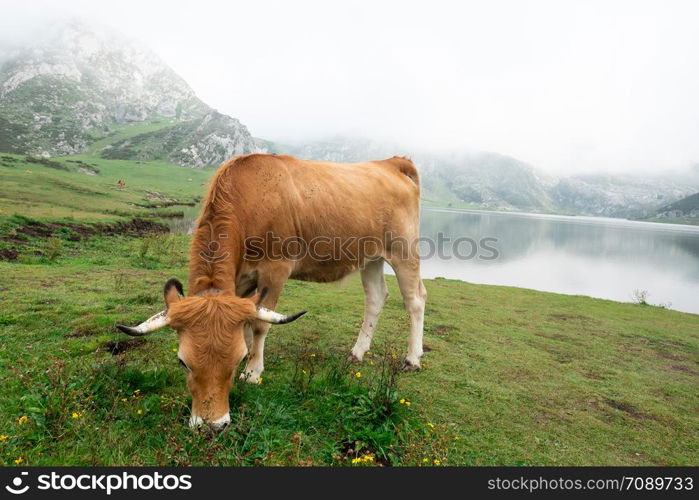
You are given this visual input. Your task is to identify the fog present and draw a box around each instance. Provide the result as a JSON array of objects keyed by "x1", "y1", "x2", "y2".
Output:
[{"x1": 1, "y1": 0, "x2": 698, "y2": 175}]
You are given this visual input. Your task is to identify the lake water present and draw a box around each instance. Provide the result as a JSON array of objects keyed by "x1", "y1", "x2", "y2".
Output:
[
  {"x1": 416, "y1": 208, "x2": 699, "y2": 315},
  {"x1": 171, "y1": 207, "x2": 699, "y2": 315}
]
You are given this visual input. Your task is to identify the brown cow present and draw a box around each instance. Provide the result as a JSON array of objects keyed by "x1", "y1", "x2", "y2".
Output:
[{"x1": 116, "y1": 154, "x2": 426, "y2": 429}]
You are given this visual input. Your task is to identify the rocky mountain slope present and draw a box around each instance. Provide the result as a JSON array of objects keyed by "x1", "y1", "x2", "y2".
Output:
[
  {"x1": 101, "y1": 111, "x2": 252, "y2": 168},
  {"x1": 651, "y1": 192, "x2": 699, "y2": 220},
  {"x1": 0, "y1": 21, "x2": 256, "y2": 164},
  {"x1": 550, "y1": 175, "x2": 695, "y2": 218}
]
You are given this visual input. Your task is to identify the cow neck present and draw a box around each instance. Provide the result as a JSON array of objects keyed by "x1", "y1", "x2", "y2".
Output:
[{"x1": 188, "y1": 213, "x2": 242, "y2": 296}]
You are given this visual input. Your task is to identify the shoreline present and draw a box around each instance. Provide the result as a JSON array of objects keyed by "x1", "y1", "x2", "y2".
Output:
[{"x1": 422, "y1": 206, "x2": 699, "y2": 232}]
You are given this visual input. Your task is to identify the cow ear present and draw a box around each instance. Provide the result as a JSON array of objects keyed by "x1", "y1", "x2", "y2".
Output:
[{"x1": 164, "y1": 278, "x2": 184, "y2": 308}]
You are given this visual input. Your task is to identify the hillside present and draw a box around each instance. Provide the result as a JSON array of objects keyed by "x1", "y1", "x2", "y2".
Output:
[
  {"x1": 0, "y1": 152, "x2": 211, "y2": 221},
  {"x1": 643, "y1": 192, "x2": 699, "y2": 224},
  {"x1": 551, "y1": 175, "x2": 695, "y2": 219},
  {"x1": 101, "y1": 111, "x2": 252, "y2": 168},
  {"x1": 0, "y1": 21, "x2": 256, "y2": 165},
  {"x1": 661, "y1": 192, "x2": 699, "y2": 214}
]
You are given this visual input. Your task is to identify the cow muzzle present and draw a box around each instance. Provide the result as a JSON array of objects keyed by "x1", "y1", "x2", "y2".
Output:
[{"x1": 189, "y1": 413, "x2": 231, "y2": 431}]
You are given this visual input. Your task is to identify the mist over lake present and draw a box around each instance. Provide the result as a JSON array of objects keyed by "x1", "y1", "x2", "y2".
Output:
[{"x1": 416, "y1": 208, "x2": 699, "y2": 314}]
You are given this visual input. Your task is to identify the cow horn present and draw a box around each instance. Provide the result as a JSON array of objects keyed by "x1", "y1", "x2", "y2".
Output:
[
  {"x1": 115, "y1": 310, "x2": 170, "y2": 336},
  {"x1": 256, "y1": 307, "x2": 307, "y2": 324}
]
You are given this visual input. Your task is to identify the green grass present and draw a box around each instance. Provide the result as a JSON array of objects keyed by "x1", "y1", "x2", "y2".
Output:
[
  {"x1": 86, "y1": 118, "x2": 180, "y2": 156},
  {"x1": 0, "y1": 227, "x2": 697, "y2": 466},
  {"x1": 0, "y1": 231, "x2": 451, "y2": 466},
  {"x1": 1, "y1": 147, "x2": 698, "y2": 466},
  {"x1": 0, "y1": 153, "x2": 213, "y2": 221}
]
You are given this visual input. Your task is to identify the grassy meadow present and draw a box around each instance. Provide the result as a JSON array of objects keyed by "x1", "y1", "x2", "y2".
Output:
[{"x1": 0, "y1": 153, "x2": 698, "y2": 466}]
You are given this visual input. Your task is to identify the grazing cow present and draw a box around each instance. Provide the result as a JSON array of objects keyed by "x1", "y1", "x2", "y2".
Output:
[{"x1": 116, "y1": 154, "x2": 426, "y2": 429}]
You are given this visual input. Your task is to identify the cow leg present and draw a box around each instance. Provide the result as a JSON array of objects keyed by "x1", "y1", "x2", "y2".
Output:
[
  {"x1": 350, "y1": 259, "x2": 388, "y2": 362},
  {"x1": 389, "y1": 257, "x2": 427, "y2": 371},
  {"x1": 239, "y1": 274, "x2": 287, "y2": 384},
  {"x1": 240, "y1": 321, "x2": 272, "y2": 384}
]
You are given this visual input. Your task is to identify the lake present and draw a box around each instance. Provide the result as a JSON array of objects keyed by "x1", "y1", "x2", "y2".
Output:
[
  {"x1": 416, "y1": 208, "x2": 699, "y2": 314},
  {"x1": 171, "y1": 207, "x2": 699, "y2": 315}
]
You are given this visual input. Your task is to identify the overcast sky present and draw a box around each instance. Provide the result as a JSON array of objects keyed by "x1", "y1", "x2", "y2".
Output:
[{"x1": 1, "y1": 0, "x2": 699, "y2": 174}]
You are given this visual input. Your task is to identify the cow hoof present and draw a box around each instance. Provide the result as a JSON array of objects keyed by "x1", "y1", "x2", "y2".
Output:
[
  {"x1": 347, "y1": 352, "x2": 362, "y2": 364},
  {"x1": 402, "y1": 360, "x2": 421, "y2": 372}
]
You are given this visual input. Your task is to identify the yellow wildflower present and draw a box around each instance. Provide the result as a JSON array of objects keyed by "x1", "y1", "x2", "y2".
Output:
[
  {"x1": 17, "y1": 416, "x2": 29, "y2": 425},
  {"x1": 355, "y1": 371, "x2": 361, "y2": 378},
  {"x1": 433, "y1": 459, "x2": 441, "y2": 466},
  {"x1": 426, "y1": 422, "x2": 435, "y2": 428},
  {"x1": 422, "y1": 458, "x2": 428, "y2": 463},
  {"x1": 405, "y1": 401, "x2": 411, "y2": 406},
  {"x1": 121, "y1": 398, "x2": 128, "y2": 402},
  {"x1": 257, "y1": 376, "x2": 263, "y2": 384},
  {"x1": 14, "y1": 457, "x2": 23, "y2": 464},
  {"x1": 391, "y1": 353, "x2": 397, "y2": 359},
  {"x1": 0, "y1": 434, "x2": 9, "y2": 442},
  {"x1": 71, "y1": 412, "x2": 82, "y2": 419},
  {"x1": 136, "y1": 410, "x2": 143, "y2": 415},
  {"x1": 400, "y1": 398, "x2": 405, "y2": 404},
  {"x1": 310, "y1": 353, "x2": 316, "y2": 358},
  {"x1": 172, "y1": 348, "x2": 177, "y2": 352},
  {"x1": 352, "y1": 454, "x2": 374, "y2": 465},
  {"x1": 302, "y1": 369, "x2": 307, "y2": 375}
]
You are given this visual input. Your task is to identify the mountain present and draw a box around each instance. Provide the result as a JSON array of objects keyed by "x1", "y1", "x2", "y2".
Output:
[
  {"x1": 262, "y1": 136, "x2": 556, "y2": 212},
  {"x1": 416, "y1": 151, "x2": 557, "y2": 212},
  {"x1": 1, "y1": 22, "x2": 697, "y2": 221},
  {"x1": 550, "y1": 175, "x2": 697, "y2": 218},
  {"x1": 101, "y1": 111, "x2": 253, "y2": 168},
  {"x1": 266, "y1": 135, "x2": 697, "y2": 217},
  {"x1": 0, "y1": 21, "x2": 256, "y2": 165},
  {"x1": 647, "y1": 192, "x2": 699, "y2": 223}
]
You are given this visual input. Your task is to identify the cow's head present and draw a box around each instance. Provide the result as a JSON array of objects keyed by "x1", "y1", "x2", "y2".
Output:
[{"x1": 115, "y1": 279, "x2": 306, "y2": 430}]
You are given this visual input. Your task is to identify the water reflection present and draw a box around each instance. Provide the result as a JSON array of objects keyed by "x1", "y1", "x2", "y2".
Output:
[
  {"x1": 419, "y1": 208, "x2": 699, "y2": 314},
  {"x1": 167, "y1": 204, "x2": 200, "y2": 235}
]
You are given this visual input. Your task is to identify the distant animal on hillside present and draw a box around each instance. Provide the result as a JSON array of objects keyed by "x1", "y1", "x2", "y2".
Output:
[
  {"x1": 117, "y1": 179, "x2": 126, "y2": 189},
  {"x1": 117, "y1": 153, "x2": 425, "y2": 429}
]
